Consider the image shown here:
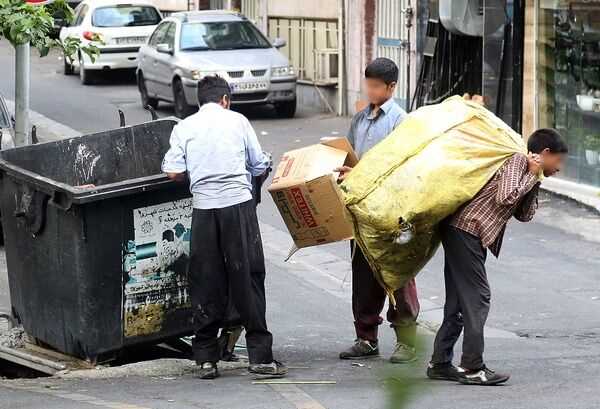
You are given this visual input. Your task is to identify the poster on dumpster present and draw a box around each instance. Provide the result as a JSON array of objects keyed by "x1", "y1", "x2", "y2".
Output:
[{"x1": 123, "y1": 199, "x2": 193, "y2": 338}]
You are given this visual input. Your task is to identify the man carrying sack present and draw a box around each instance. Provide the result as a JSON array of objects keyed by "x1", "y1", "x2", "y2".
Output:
[{"x1": 427, "y1": 129, "x2": 568, "y2": 385}]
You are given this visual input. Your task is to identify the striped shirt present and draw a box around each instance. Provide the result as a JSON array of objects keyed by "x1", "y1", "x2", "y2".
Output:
[{"x1": 450, "y1": 153, "x2": 541, "y2": 257}]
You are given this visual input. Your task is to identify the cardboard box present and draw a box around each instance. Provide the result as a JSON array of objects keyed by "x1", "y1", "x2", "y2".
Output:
[{"x1": 268, "y1": 137, "x2": 358, "y2": 249}]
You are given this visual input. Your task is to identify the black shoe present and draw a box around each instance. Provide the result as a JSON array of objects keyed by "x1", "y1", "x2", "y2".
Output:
[
  {"x1": 426, "y1": 362, "x2": 465, "y2": 381},
  {"x1": 339, "y1": 339, "x2": 379, "y2": 360},
  {"x1": 197, "y1": 362, "x2": 219, "y2": 380},
  {"x1": 458, "y1": 365, "x2": 510, "y2": 386},
  {"x1": 249, "y1": 360, "x2": 288, "y2": 378}
]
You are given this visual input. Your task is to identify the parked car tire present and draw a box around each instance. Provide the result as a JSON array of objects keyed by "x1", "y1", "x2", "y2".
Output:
[
  {"x1": 137, "y1": 72, "x2": 159, "y2": 109},
  {"x1": 275, "y1": 98, "x2": 297, "y2": 118},
  {"x1": 63, "y1": 58, "x2": 74, "y2": 76},
  {"x1": 79, "y1": 53, "x2": 94, "y2": 85},
  {"x1": 172, "y1": 78, "x2": 194, "y2": 118}
]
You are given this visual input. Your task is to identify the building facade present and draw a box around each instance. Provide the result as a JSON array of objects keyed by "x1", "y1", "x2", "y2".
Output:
[{"x1": 523, "y1": 0, "x2": 600, "y2": 189}]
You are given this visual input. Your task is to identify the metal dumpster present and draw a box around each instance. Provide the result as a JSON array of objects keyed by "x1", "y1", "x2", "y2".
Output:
[{"x1": 0, "y1": 119, "x2": 195, "y2": 361}]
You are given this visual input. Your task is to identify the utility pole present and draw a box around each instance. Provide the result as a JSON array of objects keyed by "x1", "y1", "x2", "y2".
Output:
[
  {"x1": 13, "y1": 0, "x2": 58, "y2": 146},
  {"x1": 14, "y1": 42, "x2": 31, "y2": 147}
]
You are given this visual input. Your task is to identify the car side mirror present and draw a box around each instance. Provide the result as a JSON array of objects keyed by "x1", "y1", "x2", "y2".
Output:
[
  {"x1": 272, "y1": 38, "x2": 286, "y2": 49},
  {"x1": 156, "y1": 43, "x2": 173, "y2": 55},
  {"x1": 10, "y1": 115, "x2": 15, "y2": 127}
]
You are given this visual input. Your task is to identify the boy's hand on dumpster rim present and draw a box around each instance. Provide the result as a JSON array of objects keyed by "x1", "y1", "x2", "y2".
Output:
[{"x1": 335, "y1": 165, "x2": 353, "y2": 182}]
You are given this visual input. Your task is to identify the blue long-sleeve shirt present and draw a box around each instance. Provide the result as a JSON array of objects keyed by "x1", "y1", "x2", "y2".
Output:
[{"x1": 162, "y1": 103, "x2": 270, "y2": 209}]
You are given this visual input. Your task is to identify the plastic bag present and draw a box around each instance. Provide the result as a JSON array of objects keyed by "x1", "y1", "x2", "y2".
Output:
[{"x1": 341, "y1": 96, "x2": 526, "y2": 301}]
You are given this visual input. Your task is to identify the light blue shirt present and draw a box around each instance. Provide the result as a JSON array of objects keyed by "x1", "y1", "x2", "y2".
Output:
[
  {"x1": 162, "y1": 103, "x2": 270, "y2": 209},
  {"x1": 347, "y1": 97, "x2": 407, "y2": 158}
]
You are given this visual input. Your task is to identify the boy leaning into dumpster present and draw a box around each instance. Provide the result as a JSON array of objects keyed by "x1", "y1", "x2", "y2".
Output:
[
  {"x1": 162, "y1": 75, "x2": 287, "y2": 380},
  {"x1": 427, "y1": 128, "x2": 568, "y2": 385},
  {"x1": 335, "y1": 57, "x2": 421, "y2": 363}
]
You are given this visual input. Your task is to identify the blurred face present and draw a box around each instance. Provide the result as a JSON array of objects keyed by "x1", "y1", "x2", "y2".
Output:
[
  {"x1": 540, "y1": 149, "x2": 566, "y2": 177},
  {"x1": 365, "y1": 78, "x2": 396, "y2": 106}
]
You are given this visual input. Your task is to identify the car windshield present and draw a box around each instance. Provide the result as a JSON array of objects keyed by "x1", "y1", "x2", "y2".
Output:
[
  {"x1": 180, "y1": 21, "x2": 271, "y2": 51},
  {"x1": 92, "y1": 5, "x2": 161, "y2": 28}
]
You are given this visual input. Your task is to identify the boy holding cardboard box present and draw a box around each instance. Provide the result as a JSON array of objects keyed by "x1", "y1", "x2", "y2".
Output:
[{"x1": 337, "y1": 58, "x2": 420, "y2": 364}]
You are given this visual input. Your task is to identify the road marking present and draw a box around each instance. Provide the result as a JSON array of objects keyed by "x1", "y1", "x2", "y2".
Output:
[
  {"x1": 268, "y1": 384, "x2": 328, "y2": 409},
  {"x1": 1, "y1": 383, "x2": 152, "y2": 409}
]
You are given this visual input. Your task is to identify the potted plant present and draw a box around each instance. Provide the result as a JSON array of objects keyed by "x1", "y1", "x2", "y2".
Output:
[{"x1": 584, "y1": 134, "x2": 600, "y2": 166}]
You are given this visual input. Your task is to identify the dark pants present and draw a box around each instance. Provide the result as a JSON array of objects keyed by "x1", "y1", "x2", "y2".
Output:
[
  {"x1": 352, "y1": 243, "x2": 420, "y2": 343},
  {"x1": 189, "y1": 200, "x2": 273, "y2": 365},
  {"x1": 431, "y1": 224, "x2": 490, "y2": 370}
]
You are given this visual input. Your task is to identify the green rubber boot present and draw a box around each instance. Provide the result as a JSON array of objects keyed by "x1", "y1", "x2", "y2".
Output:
[{"x1": 390, "y1": 325, "x2": 417, "y2": 364}]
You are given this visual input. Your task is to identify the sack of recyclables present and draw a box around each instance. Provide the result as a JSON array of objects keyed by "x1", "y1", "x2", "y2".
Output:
[{"x1": 340, "y1": 96, "x2": 527, "y2": 301}]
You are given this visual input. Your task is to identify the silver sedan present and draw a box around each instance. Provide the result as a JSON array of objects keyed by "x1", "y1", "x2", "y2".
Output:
[{"x1": 136, "y1": 11, "x2": 297, "y2": 118}]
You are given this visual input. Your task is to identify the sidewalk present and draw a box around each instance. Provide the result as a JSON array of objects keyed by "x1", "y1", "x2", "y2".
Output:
[
  {"x1": 541, "y1": 177, "x2": 600, "y2": 213},
  {"x1": 4, "y1": 100, "x2": 81, "y2": 143}
]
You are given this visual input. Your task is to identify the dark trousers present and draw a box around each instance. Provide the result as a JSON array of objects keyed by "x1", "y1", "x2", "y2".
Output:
[
  {"x1": 189, "y1": 200, "x2": 273, "y2": 365},
  {"x1": 352, "y1": 243, "x2": 420, "y2": 343},
  {"x1": 431, "y1": 224, "x2": 490, "y2": 370}
]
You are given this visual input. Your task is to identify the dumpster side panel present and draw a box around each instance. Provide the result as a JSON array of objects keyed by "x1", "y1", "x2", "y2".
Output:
[
  {"x1": 74, "y1": 201, "x2": 125, "y2": 359},
  {"x1": 120, "y1": 188, "x2": 195, "y2": 346},
  {"x1": 1, "y1": 176, "x2": 86, "y2": 355}
]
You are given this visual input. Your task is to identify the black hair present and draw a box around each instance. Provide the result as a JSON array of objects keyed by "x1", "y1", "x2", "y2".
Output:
[
  {"x1": 365, "y1": 57, "x2": 399, "y2": 85},
  {"x1": 197, "y1": 75, "x2": 231, "y2": 106},
  {"x1": 527, "y1": 128, "x2": 568, "y2": 154}
]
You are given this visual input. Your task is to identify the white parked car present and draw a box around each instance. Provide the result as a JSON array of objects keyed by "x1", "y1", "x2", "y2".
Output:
[
  {"x1": 136, "y1": 11, "x2": 298, "y2": 118},
  {"x1": 60, "y1": 0, "x2": 162, "y2": 85}
]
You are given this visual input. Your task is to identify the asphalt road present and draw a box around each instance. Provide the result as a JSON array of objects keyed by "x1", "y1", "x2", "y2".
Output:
[{"x1": 1, "y1": 41, "x2": 600, "y2": 409}]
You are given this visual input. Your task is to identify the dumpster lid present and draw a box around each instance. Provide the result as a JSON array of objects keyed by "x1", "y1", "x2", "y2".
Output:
[{"x1": 0, "y1": 118, "x2": 182, "y2": 207}]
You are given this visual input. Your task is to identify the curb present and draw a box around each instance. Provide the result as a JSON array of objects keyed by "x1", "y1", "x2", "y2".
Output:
[
  {"x1": 541, "y1": 178, "x2": 600, "y2": 214},
  {"x1": 4, "y1": 100, "x2": 81, "y2": 143}
]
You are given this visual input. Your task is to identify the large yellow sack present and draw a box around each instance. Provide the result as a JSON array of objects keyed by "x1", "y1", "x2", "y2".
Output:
[{"x1": 341, "y1": 96, "x2": 526, "y2": 300}]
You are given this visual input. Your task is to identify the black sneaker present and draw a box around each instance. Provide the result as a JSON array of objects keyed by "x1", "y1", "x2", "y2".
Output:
[
  {"x1": 249, "y1": 360, "x2": 288, "y2": 378},
  {"x1": 426, "y1": 362, "x2": 465, "y2": 381},
  {"x1": 458, "y1": 365, "x2": 510, "y2": 386},
  {"x1": 339, "y1": 339, "x2": 379, "y2": 360},
  {"x1": 197, "y1": 362, "x2": 219, "y2": 380}
]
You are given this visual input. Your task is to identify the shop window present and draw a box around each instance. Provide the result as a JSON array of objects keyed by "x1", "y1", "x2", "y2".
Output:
[{"x1": 537, "y1": 1, "x2": 600, "y2": 187}]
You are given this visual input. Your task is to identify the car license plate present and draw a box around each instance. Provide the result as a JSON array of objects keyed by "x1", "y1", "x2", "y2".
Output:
[
  {"x1": 115, "y1": 36, "x2": 146, "y2": 45},
  {"x1": 231, "y1": 82, "x2": 268, "y2": 92}
]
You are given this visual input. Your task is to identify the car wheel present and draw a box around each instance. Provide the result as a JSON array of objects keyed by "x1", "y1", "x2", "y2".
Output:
[
  {"x1": 63, "y1": 58, "x2": 74, "y2": 76},
  {"x1": 79, "y1": 54, "x2": 94, "y2": 85},
  {"x1": 138, "y1": 73, "x2": 159, "y2": 109},
  {"x1": 275, "y1": 98, "x2": 297, "y2": 118},
  {"x1": 172, "y1": 79, "x2": 194, "y2": 119}
]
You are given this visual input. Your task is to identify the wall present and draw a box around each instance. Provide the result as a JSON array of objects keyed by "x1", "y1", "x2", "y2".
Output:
[
  {"x1": 152, "y1": 0, "x2": 193, "y2": 11},
  {"x1": 345, "y1": 0, "x2": 375, "y2": 113},
  {"x1": 266, "y1": 0, "x2": 338, "y2": 19},
  {"x1": 522, "y1": 0, "x2": 536, "y2": 140}
]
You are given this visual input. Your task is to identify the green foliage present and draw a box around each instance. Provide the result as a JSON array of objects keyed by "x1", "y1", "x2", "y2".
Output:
[
  {"x1": 0, "y1": 0, "x2": 99, "y2": 62},
  {"x1": 584, "y1": 134, "x2": 600, "y2": 151},
  {"x1": 383, "y1": 334, "x2": 429, "y2": 409}
]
